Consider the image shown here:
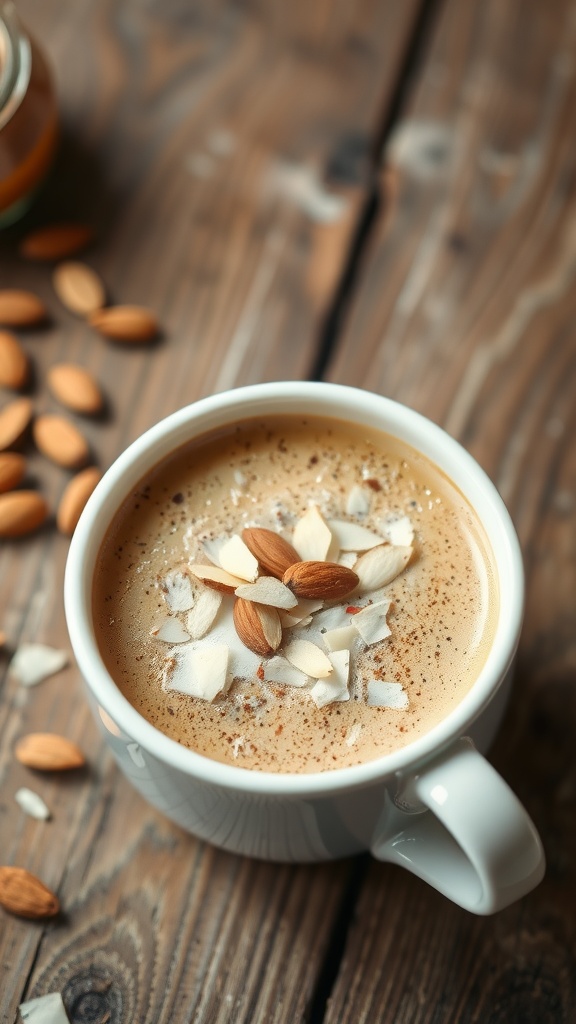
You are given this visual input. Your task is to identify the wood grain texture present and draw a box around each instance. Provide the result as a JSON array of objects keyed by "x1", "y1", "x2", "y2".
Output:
[
  {"x1": 0, "y1": 0, "x2": 422, "y2": 1020},
  {"x1": 324, "y1": 0, "x2": 576, "y2": 1020}
]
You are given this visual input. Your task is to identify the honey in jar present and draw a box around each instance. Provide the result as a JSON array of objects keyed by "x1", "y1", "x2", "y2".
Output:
[{"x1": 0, "y1": 2, "x2": 58, "y2": 225}]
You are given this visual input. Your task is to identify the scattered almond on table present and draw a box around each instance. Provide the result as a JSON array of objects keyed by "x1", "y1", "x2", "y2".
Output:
[
  {"x1": 0, "y1": 329, "x2": 29, "y2": 389},
  {"x1": 89, "y1": 304, "x2": 159, "y2": 342},
  {"x1": 46, "y1": 363, "x2": 103, "y2": 415},
  {"x1": 0, "y1": 288, "x2": 48, "y2": 327},
  {"x1": 19, "y1": 222, "x2": 94, "y2": 262},
  {"x1": 53, "y1": 260, "x2": 106, "y2": 316},
  {"x1": 0, "y1": 866, "x2": 60, "y2": 919},
  {"x1": 33, "y1": 414, "x2": 90, "y2": 470},
  {"x1": 14, "y1": 732, "x2": 86, "y2": 771}
]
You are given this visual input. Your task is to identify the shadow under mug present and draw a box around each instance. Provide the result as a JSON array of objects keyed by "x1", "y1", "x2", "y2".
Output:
[{"x1": 64, "y1": 382, "x2": 545, "y2": 914}]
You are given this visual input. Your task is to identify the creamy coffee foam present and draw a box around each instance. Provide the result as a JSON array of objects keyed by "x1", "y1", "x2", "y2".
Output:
[{"x1": 93, "y1": 415, "x2": 499, "y2": 772}]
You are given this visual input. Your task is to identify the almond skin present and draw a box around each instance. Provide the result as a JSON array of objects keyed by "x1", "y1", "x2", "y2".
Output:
[
  {"x1": 57, "y1": 466, "x2": 101, "y2": 535},
  {"x1": 0, "y1": 330, "x2": 29, "y2": 389},
  {"x1": 283, "y1": 561, "x2": 359, "y2": 601},
  {"x1": 47, "y1": 363, "x2": 103, "y2": 415},
  {"x1": 0, "y1": 289, "x2": 47, "y2": 327},
  {"x1": 0, "y1": 866, "x2": 60, "y2": 919},
  {"x1": 89, "y1": 305, "x2": 159, "y2": 343},
  {"x1": 53, "y1": 260, "x2": 106, "y2": 315},
  {"x1": 0, "y1": 491, "x2": 48, "y2": 537},
  {"x1": 15, "y1": 732, "x2": 85, "y2": 771},
  {"x1": 241, "y1": 527, "x2": 300, "y2": 579},
  {"x1": 0, "y1": 452, "x2": 26, "y2": 492},
  {"x1": 233, "y1": 598, "x2": 282, "y2": 657},
  {"x1": 33, "y1": 414, "x2": 89, "y2": 469},
  {"x1": 19, "y1": 222, "x2": 94, "y2": 261}
]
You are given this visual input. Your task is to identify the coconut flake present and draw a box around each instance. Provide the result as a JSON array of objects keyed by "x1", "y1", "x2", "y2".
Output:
[
  {"x1": 9, "y1": 644, "x2": 68, "y2": 687},
  {"x1": 328, "y1": 520, "x2": 384, "y2": 551},
  {"x1": 284, "y1": 638, "x2": 333, "y2": 678},
  {"x1": 367, "y1": 680, "x2": 409, "y2": 709},
  {"x1": 354, "y1": 544, "x2": 412, "y2": 593},
  {"x1": 186, "y1": 588, "x2": 222, "y2": 639},
  {"x1": 150, "y1": 617, "x2": 191, "y2": 643},
  {"x1": 383, "y1": 516, "x2": 414, "y2": 547},
  {"x1": 264, "y1": 655, "x2": 310, "y2": 687},
  {"x1": 345, "y1": 722, "x2": 363, "y2": 746},
  {"x1": 235, "y1": 576, "x2": 298, "y2": 609},
  {"x1": 352, "y1": 600, "x2": 392, "y2": 645},
  {"x1": 15, "y1": 787, "x2": 51, "y2": 820},
  {"x1": 218, "y1": 534, "x2": 259, "y2": 581},
  {"x1": 161, "y1": 570, "x2": 194, "y2": 612},
  {"x1": 19, "y1": 993, "x2": 70, "y2": 1024},
  {"x1": 292, "y1": 506, "x2": 333, "y2": 561},
  {"x1": 163, "y1": 644, "x2": 230, "y2": 701},
  {"x1": 323, "y1": 625, "x2": 357, "y2": 652},
  {"x1": 346, "y1": 484, "x2": 371, "y2": 517},
  {"x1": 310, "y1": 650, "x2": 350, "y2": 707}
]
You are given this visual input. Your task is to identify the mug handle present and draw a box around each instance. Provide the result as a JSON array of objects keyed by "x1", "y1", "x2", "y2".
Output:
[{"x1": 371, "y1": 738, "x2": 545, "y2": 914}]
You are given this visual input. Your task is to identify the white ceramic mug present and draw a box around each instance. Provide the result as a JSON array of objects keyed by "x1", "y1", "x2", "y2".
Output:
[{"x1": 64, "y1": 382, "x2": 545, "y2": 914}]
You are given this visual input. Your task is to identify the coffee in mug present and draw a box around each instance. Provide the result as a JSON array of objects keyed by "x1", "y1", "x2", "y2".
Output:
[{"x1": 93, "y1": 413, "x2": 498, "y2": 773}]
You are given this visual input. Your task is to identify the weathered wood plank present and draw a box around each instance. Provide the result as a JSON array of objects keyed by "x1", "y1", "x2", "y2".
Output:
[
  {"x1": 324, "y1": 0, "x2": 576, "y2": 1019},
  {"x1": 0, "y1": 0, "x2": 423, "y2": 1019}
]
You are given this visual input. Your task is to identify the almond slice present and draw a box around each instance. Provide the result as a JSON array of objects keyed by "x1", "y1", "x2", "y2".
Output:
[
  {"x1": 279, "y1": 611, "x2": 313, "y2": 629},
  {"x1": 218, "y1": 534, "x2": 259, "y2": 581},
  {"x1": 322, "y1": 625, "x2": 357, "y2": 652},
  {"x1": 161, "y1": 570, "x2": 194, "y2": 612},
  {"x1": 242, "y1": 527, "x2": 300, "y2": 578},
  {"x1": 310, "y1": 650, "x2": 350, "y2": 707},
  {"x1": 150, "y1": 617, "x2": 191, "y2": 643},
  {"x1": 327, "y1": 519, "x2": 384, "y2": 551},
  {"x1": 187, "y1": 564, "x2": 246, "y2": 594},
  {"x1": 367, "y1": 680, "x2": 409, "y2": 709},
  {"x1": 264, "y1": 655, "x2": 310, "y2": 687},
  {"x1": 353, "y1": 544, "x2": 413, "y2": 592},
  {"x1": 352, "y1": 600, "x2": 392, "y2": 645},
  {"x1": 283, "y1": 638, "x2": 333, "y2": 678},
  {"x1": 235, "y1": 576, "x2": 298, "y2": 609},
  {"x1": 283, "y1": 561, "x2": 359, "y2": 601},
  {"x1": 163, "y1": 644, "x2": 230, "y2": 701},
  {"x1": 186, "y1": 588, "x2": 222, "y2": 639},
  {"x1": 345, "y1": 723, "x2": 363, "y2": 747},
  {"x1": 233, "y1": 599, "x2": 282, "y2": 656},
  {"x1": 292, "y1": 506, "x2": 333, "y2": 561}
]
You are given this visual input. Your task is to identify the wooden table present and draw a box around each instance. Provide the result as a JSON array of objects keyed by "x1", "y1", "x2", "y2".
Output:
[{"x1": 1, "y1": 0, "x2": 575, "y2": 1019}]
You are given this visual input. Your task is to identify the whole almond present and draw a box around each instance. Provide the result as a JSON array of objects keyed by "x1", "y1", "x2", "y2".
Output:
[
  {"x1": 0, "y1": 330, "x2": 29, "y2": 389},
  {"x1": 0, "y1": 289, "x2": 47, "y2": 327},
  {"x1": 0, "y1": 397, "x2": 33, "y2": 450},
  {"x1": 0, "y1": 452, "x2": 26, "y2": 492},
  {"x1": 242, "y1": 527, "x2": 300, "y2": 579},
  {"x1": 15, "y1": 732, "x2": 85, "y2": 771},
  {"x1": 53, "y1": 260, "x2": 106, "y2": 315},
  {"x1": 89, "y1": 305, "x2": 159, "y2": 343},
  {"x1": 0, "y1": 491, "x2": 47, "y2": 537},
  {"x1": 33, "y1": 414, "x2": 89, "y2": 469},
  {"x1": 283, "y1": 561, "x2": 359, "y2": 601},
  {"x1": 19, "y1": 222, "x2": 94, "y2": 261},
  {"x1": 0, "y1": 866, "x2": 59, "y2": 919},
  {"x1": 233, "y1": 598, "x2": 282, "y2": 657},
  {"x1": 47, "y1": 364, "x2": 103, "y2": 414},
  {"x1": 57, "y1": 466, "x2": 101, "y2": 535}
]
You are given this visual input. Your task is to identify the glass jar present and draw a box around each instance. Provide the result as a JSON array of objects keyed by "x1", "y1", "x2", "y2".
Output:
[{"x1": 0, "y1": 2, "x2": 58, "y2": 225}]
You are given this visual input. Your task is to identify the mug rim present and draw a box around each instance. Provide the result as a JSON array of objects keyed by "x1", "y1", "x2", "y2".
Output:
[{"x1": 64, "y1": 382, "x2": 524, "y2": 797}]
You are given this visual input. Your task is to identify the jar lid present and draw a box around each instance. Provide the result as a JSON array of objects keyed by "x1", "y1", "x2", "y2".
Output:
[{"x1": 0, "y1": 2, "x2": 31, "y2": 132}]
